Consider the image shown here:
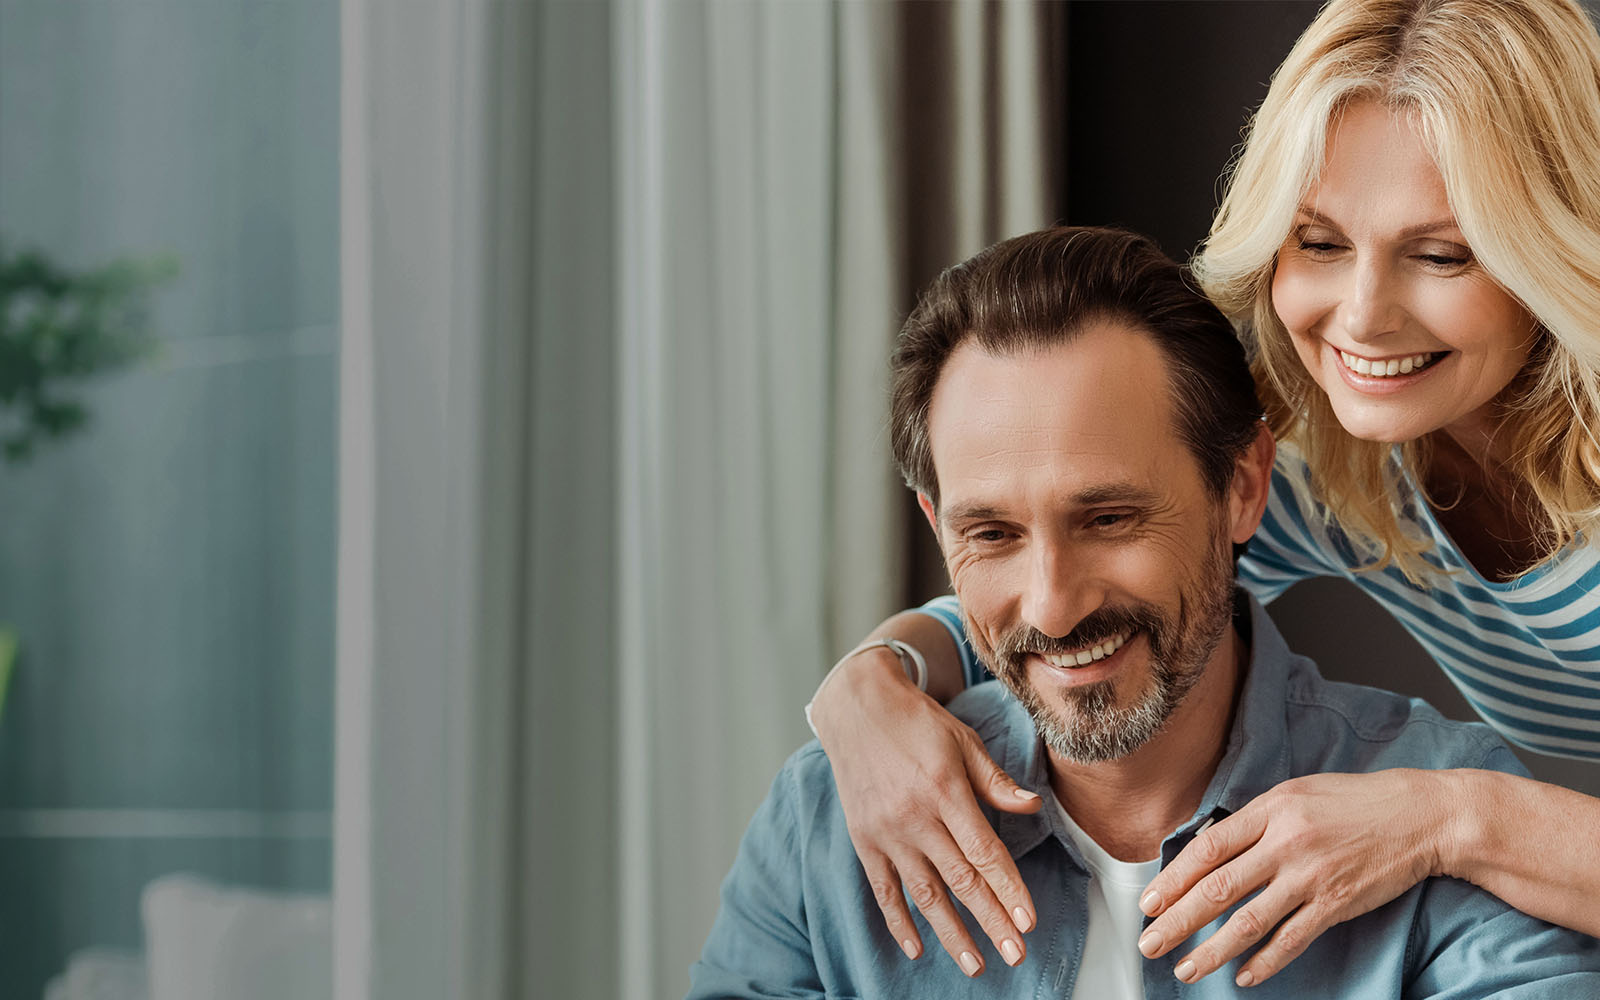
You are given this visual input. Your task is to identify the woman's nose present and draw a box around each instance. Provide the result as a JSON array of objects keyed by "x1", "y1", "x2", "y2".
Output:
[{"x1": 1338, "y1": 258, "x2": 1403, "y2": 344}]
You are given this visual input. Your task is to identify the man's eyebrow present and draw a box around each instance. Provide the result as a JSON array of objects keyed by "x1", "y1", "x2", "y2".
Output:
[
  {"x1": 940, "y1": 484, "x2": 1160, "y2": 523},
  {"x1": 941, "y1": 502, "x2": 1008, "y2": 524},
  {"x1": 1293, "y1": 207, "x2": 1462, "y2": 240},
  {"x1": 1073, "y1": 483, "x2": 1161, "y2": 506}
]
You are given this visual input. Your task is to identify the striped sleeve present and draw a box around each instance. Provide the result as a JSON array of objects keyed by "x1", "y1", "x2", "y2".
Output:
[
  {"x1": 1246, "y1": 449, "x2": 1600, "y2": 760},
  {"x1": 916, "y1": 595, "x2": 989, "y2": 690}
]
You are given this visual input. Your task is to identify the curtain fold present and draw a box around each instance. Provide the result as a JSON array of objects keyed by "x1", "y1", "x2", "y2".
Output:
[
  {"x1": 339, "y1": 2, "x2": 1061, "y2": 996},
  {"x1": 338, "y1": 1, "x2": 535, "y2": 996},
  {"x1": 616, "y1": 3, "x2": 838, "y2": 989},
  {"x1": 523, "y1": 2, "x2": 621, "y2": 997}
]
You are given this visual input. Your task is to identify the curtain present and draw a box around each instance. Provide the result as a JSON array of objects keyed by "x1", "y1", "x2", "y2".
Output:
[{"x1": 337, "y1": 2, "x2": 1061, "y2": 997}]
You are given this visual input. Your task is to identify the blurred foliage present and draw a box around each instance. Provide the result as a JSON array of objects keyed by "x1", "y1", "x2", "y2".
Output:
[
  {"x1": 0, "y1": 627, "x2": 13, "y2": 722},
  {"x1": 0, "y1": 245, "x2": 174, "y2": 718},
  {"x1": 0, "y1": 244, "x2": 176, "y2": 463}
]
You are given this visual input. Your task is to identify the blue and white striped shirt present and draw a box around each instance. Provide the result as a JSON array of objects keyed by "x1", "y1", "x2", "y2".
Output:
[{"x1": 921, "y1": 447, "x2": 1600, "y2": 762}]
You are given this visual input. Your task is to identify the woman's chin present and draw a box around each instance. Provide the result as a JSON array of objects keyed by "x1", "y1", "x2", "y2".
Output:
[
  {"x1": 1323, "y1": 396, "x2": 1431, "y2": 445},
  {"x1": 1339, "y1": 423, "x2": 1415, "y2": 445}
]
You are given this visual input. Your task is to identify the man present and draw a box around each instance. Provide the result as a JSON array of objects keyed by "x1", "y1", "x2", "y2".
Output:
[{"x1": 687, "y1": 227, "x2": 1600, "y2": 998}]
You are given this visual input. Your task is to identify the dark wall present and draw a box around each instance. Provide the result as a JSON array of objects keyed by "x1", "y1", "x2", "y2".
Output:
[
  {"x1": 1064, "y1": 1, "x2": 1316, "y2": 257},
  {"x1": 1060, "y1": 1, "x2": 1600, "y2": 795}
]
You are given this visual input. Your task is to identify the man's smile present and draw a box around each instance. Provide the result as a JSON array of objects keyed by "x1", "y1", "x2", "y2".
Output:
[
  {"x1": 1028, "y1": 632, "x2": 1144, "y2": 690},
  {"x1": 1041, "y1": 630, "x2": 1132, "y2": 667}
]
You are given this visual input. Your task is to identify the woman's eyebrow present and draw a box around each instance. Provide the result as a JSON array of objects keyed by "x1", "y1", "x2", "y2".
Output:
[
  {"x1": 1395, "y1": 219, "x2": 1464, "y2": 239},
  {"x1": 1294, "y1": 207, "x2": 1460, "y2": 240}
]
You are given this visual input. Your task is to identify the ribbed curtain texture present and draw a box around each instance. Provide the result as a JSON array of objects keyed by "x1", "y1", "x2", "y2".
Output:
[{"x1": 338, "y1": 2, "x2": 1063, "y2": 996}]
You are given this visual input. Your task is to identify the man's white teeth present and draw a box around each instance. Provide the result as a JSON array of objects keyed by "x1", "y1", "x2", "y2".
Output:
[
  {"x1": 1340, "y1": 350, "x2": 1436, "y2": 377},
  {"x1": 1043, "y1": 632, "x2": 1130, "y2": 669}
]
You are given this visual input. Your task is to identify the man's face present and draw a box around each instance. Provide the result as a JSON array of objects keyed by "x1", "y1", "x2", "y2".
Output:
[{"x1": 920, "y1": 323, "x2": 1257, "y2": 763}]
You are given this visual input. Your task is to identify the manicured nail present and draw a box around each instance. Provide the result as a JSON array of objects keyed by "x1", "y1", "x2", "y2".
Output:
[
  {"x1": 1001, "y1": 939, "x2": 1022, "y2": 966},
  {"x1": 1139, "y1": 890, "x2": 1161, "y2": 914},
  {"x1": 1237, "y1": 970, "x2": 1256, "y2": 988},
  {"x1": 901, "y1": 938, "x2": 920, "y2": 959},
  {"x1": 1013, "y1": 906, "x2": 1035, "y2": 932},
  {"x1": 959, "y1": 951, "x2": 981, "y2": 976},
  {"x1": 1014, "y1": 787, "x2": 1040, "y2": 800},
  {"x1": 1138, "y1": 930, "x2": 1162, "y2": 957},
  {"x1": 1176, "y1": 959, "x2": 1197, "y2": 983}
]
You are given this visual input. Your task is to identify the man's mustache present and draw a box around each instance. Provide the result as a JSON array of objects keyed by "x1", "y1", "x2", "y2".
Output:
[{"x1": 995, "y1": 605, "x2": 1162, "y2": 658}]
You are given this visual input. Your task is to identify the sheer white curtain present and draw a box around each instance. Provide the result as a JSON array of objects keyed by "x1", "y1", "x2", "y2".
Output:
[
  {"x1": 337, "y1": 1, "x2": 1057, "y2": 996},
  {"x1": 614, "y1": 3, "x2": 847, "y2": 990},
  {"x1": 337, "y1": 1, "x2": 534, "y2": 996}
]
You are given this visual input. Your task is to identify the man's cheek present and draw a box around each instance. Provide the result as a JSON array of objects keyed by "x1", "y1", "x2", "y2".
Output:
[{"x1": 943, "y1": 541, "x2": 978, "y2": 583}]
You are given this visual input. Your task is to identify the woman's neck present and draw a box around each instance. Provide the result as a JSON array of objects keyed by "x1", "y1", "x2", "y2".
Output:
[{"x1": 1422, "y1": 428, "x2": 1544, "y2": 582}]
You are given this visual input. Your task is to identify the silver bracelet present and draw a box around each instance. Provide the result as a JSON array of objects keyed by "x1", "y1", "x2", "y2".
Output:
[
  {"x1": 804, "y1": 638, "x2": 929, "y2": 737},
  {"x1": 844, "y1": 638, "x2": 928, "y2": 691}
]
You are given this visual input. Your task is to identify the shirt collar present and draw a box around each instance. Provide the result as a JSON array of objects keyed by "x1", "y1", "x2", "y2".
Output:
[{"x1": 988, "y1": 589, "x2": 1294, "y2": 864}]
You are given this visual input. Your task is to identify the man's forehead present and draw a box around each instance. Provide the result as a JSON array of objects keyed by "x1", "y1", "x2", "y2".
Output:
[{"x1": 926, "y1": 323, "x2": 1191, "y2": 504}]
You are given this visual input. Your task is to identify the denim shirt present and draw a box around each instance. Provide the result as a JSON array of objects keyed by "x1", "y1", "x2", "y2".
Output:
[{"x1": 688, "y1": 593, "x2": 1600, "y2": 999}]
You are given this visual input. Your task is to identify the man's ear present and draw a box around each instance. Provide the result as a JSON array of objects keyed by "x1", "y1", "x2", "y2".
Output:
[
  {"x1": 1227, "y1": 423, "x2": 1275, "y2": 545},
  {"x1": 916, "y1": 492, "x2": 939, "y2": 535}
]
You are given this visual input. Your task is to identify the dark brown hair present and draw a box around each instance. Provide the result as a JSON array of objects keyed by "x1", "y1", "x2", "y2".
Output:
[{"x1": 890, "y1": 226, "x2": 1263, "y2": 509}]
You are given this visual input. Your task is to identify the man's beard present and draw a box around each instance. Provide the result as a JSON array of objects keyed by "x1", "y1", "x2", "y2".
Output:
[{"x1": 966, "y1": 536, "x2": 1236, "y2": 764}]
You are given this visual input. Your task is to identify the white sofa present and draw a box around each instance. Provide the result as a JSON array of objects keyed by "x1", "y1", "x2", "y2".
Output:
[{"x1": 42, "y1": 875, "x2": 331, "y2": 1000}]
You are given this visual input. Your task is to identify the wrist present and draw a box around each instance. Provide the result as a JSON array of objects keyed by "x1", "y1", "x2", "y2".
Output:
[
  {"x1": 1428, "y1": 768, "x2": 1501, "y2": 882},
  {"x1": 808, "y1": 645, "x2": 924, "y2": 739}
]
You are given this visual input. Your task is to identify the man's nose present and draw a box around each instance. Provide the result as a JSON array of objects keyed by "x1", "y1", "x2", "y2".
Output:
[
  {"x1": 1338, "y1": 257, "x2": 1403, "y2": 345},
  {"x1": 1020, "y1": 542, "x2": 1104, "y2": 641}
]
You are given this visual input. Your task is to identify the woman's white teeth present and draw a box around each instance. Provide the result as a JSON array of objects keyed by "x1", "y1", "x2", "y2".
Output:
[
  {"x1": 1044, "y1": 632, "x2": 1130, "y2": 668},
  {"x1": 1340, "y1": 350, "x2": 1435, "y2": 377}
]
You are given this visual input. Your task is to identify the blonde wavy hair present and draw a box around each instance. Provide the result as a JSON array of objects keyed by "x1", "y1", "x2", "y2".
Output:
[{"x1": 1195, "y1": 0, "x2": 1600, "y2": 582}]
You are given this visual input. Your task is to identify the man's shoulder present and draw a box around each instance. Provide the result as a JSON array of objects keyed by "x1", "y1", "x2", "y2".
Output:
[
  {"x1": 948, "y1": 680, "x2": 1029, "y2": 745},
  {"x1": 1279, "y1": 653, "x2": 1526, "y2": 776},
  {"x1": 946, "y1": 681, "x2": 1044, "y2": 783},
  {"x1": 768, "y1": 686, "x2": 1026, "y2": 835},
  {"x1": 771, "y1": 739, "x2": 841, "y2": 803}
]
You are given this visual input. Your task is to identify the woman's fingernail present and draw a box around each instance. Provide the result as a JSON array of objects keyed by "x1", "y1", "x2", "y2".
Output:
[
  {"x1": 1014, "y1": 787, "x2": 1040, "y2": 800},
  {"x1": 1176, "y1": 959, "x2": 1197, "y2": 983},
  {"x1": 1139, "y1": 890, "x2": 1161, "y2": 914},
  {"x1": 1001, "y1": 939, "x2": 1022, "y2": 965},
  {"x1": 1138, "y1": 930, "x2": 1162, "y2": 957},
  {"x1": 901, "y1": 938, "x2": 919, "y2": 959},
  {"x1": 1237, "y1": 970, "x2": 1256, "y2": 988},
  {"x1": 1013, "y1": 906, "x2": 1035, "y2": 932},
  {"x1": 959, "y1": 951, "x2": 981, "y2": 976}
]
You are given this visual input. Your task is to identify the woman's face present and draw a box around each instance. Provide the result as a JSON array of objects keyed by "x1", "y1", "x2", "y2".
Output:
[{"x1": 1270, "y1": 101, "x2": 1537, "y2": 448}]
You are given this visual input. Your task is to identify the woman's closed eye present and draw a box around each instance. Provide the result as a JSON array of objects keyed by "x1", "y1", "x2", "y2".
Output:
[
  {"x1": 1416, "y1": 251, "x2": 1471, "y2": 270},
  {"x1": 1297, "y1": 239, "x2": 1344, "y2": 256}
]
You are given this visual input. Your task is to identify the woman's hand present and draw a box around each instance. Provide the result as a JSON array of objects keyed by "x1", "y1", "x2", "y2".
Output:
[
  {"x1": 809, "y1": 642, "x2": 1043, "y2": 976},
  {"x1": 1137, "y1": 769, "x2": 1449, "y2": 987}
]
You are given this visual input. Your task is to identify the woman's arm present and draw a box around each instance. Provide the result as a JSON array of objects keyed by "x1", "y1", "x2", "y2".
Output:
[
  {"x1": 807, "y1": 609, "x2": 1043, "y2": 976},
  {"x1": 1136, "y1": 767, "x2": 1600, "y2": 987},
  {"x1": 1446, "y1": 768, "x2": 1600, "y2": 935}
]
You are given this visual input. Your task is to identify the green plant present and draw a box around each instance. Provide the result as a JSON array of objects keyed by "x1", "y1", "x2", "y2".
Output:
[
  {"x1": 0, "y1": 244, "x2": 176, "y2": 463},
  {"x1": 0, "y1": 627, "x2": 14, "y2": 725},
  {"x1": 0, "y1": 243, "x2": 174, "y2": 718}
]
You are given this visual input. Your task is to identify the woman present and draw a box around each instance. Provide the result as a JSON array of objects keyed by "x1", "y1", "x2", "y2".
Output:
[{"x1": 808, "y1": 0, "x2": 1600, "y2": 986}]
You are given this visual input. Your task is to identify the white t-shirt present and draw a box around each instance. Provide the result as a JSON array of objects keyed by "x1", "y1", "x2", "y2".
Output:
[{"x1": 1055, "y1": 796, "x2": 1161, "y2": 1000}]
